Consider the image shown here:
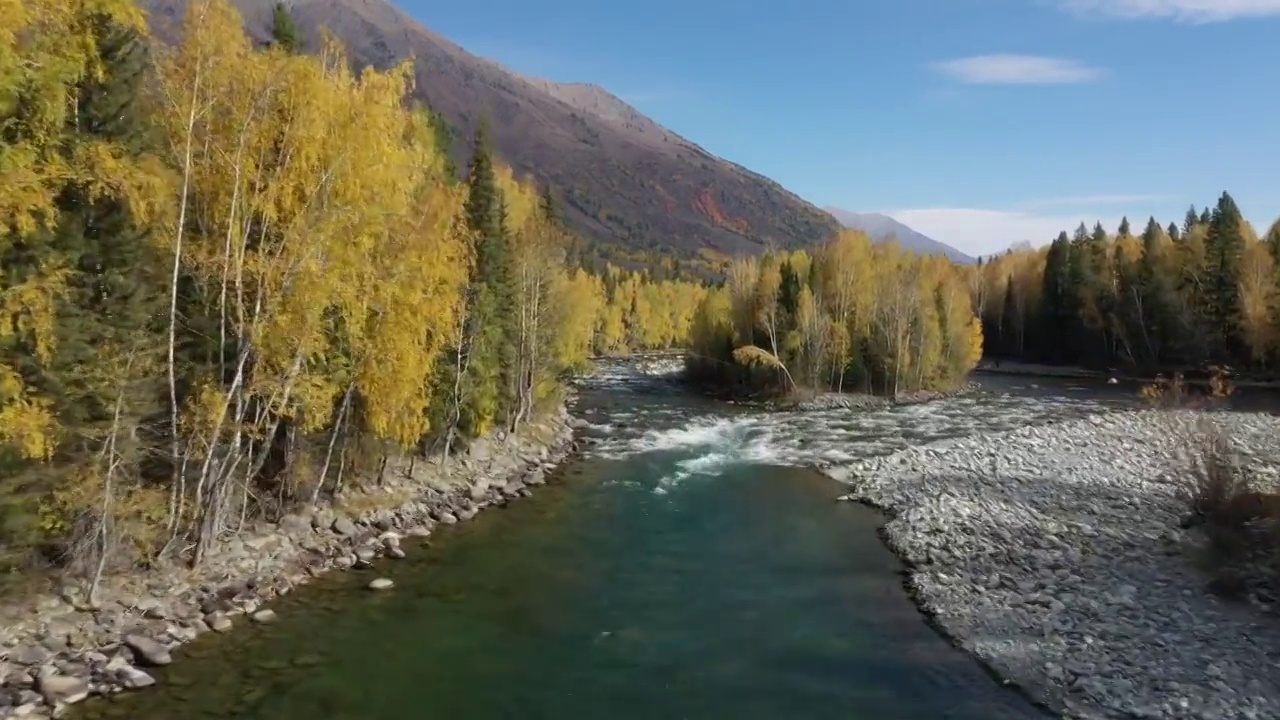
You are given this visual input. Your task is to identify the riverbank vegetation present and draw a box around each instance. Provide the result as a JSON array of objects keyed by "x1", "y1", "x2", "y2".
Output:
[
  {"x1": 1140, "y1": 377, "x2": 1279, "y2": 600},
  {"x1": 0, "y1": 0, "x2": 702, "y2": 592},
  {"x1": 685, "y1": 230, "x2": 984, "y2": 397},
  {"x1": 1180, "y1": 422, "x2": 1279, "y2": 599},
  {"x1": 972, "y1": 191, "x2": 1280, "y2": 379}
]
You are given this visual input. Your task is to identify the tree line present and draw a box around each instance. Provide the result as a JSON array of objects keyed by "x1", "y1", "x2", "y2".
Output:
[
  {"x1": 0, "y1": 0, "x2": 698, "y2": 586},
  {"x1": 685, "y1": 231, "x2": 984, "y2": 397},
  {"x1": 972, "y1": 191, "x2": 1280, "y2": 375}
]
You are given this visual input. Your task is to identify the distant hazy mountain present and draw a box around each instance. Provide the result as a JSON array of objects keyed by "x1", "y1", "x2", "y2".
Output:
[{"x1": 823, "y1": 207, "x2": 976, "y2": 264}]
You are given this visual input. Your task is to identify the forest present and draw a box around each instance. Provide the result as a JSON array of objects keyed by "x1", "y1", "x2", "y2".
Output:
[
  {"x1": 972, "y1": 192, "x2": 1280, "y2": 376},
  {"x1": 0, "y1": 0, "x2": 700, "y2": 581},
  {"x1": 685, "y1": 230, "x2": 984, "y2": 397}
]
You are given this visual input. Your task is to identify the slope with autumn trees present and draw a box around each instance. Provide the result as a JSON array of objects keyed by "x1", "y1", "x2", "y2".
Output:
[
  {"x1": 971, "y1": 191, "x2": 1280, "y2": 377},
  {"x1": 142, "y1": 0, "x2": 843, "y2": 269},
  {"x1": 0, "y1": 0, "x2": 701, "y2": 598}
]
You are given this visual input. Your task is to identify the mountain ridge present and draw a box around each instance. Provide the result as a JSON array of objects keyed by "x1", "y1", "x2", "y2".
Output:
[
  {"x1": 145, "y1": 0, "x2": 843, "y2": 263},
  {"x1": 822, "y1": 207, "x2": 975, "y2": 264}
]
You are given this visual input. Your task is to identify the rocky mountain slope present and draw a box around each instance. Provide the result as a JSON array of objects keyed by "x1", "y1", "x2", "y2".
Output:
[
  {"x1": 145, "y1": 0, "x2": 842, "y2": 260},
  {"x1": 823, "y1": 207, "x2": 975, "y2": 263}
]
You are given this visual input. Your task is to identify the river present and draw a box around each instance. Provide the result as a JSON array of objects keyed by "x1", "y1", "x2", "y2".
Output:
[{"x1": 75, "y1": 360, "x2": 1161, "y2": 720}]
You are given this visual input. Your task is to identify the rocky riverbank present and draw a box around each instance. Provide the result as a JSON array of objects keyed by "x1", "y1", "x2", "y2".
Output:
[
  {"x1": 784, "y1": 381, "x2": 981, "y2": 413},
  {"x1": 0, "y1": 407, "x2": 577, "y2": 720},
  {"x1": 829, "y1": 410, "x2": 1280, "y2": 720}
]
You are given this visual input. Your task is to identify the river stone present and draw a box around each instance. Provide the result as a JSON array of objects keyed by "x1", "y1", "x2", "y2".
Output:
[
  {"x1": 331, "y1": 517, "x2": 358, "y2": 537},
  {"x1": 10, "y1": 702, "x2": 45, "y2": 717},
  {"x1": 367, "y1": 578, "x2": 394, "y2": 591},
  {"x1": 105, "y1": 655, "x2": 155, "y2": 689},
  {"x1": 835, "y1": 409, "x2": 1280, "y2": 719},
  {"x1": 468, "y1": 438, "x2": 492, "y2": 462},
  {"x1": 14, "y1": 646, "x2": 52, "y2": 667},
  {"x1": 250, "y1": 609, "x2": 276, "y2": 624},
  {"x1": 36, "y1": 672, "x2": 88, "y2": 705},
  {"x1": 123, "y1": 634, "x2": 171, "y2": 666}
]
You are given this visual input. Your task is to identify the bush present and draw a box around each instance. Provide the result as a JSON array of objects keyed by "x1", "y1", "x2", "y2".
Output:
[
  {"x1": 1140, "y1": 366, "x2": 1234, "y2": 410},
  {"x1": 1179, "y1": 421, "x2": 1279, "y2": 599}
]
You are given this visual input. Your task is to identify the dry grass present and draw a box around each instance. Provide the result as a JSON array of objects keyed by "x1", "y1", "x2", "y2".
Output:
[
  {"x1": 1139, "y1": 365, "x2": 1234, "y2": 410},
  {"x1": 335, "y1": 484, "x2": 415, "y2": 517},
  {"x1": 1179, "y1": 421, "x2": 1280, "y2": 600}
]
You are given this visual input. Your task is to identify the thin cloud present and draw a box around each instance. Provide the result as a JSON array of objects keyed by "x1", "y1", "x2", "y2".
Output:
[
  {"x1": 1058, "y1": 0, "x2": 1280, "y2": 22},
  {"x1": 887, "y1": 207, "x2": 1125, "y2": 257},
  {"x1": 931, "y1": 54, "x2": 1104, "y2": 85},
  {"x1": 1019, "y1": 193, "x2": 1180, "y2": 208}
]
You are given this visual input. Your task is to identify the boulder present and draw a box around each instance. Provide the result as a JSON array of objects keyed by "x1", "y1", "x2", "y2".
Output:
[{"x1": 124, "y1": 634, "x2": 172, "y2": 666}]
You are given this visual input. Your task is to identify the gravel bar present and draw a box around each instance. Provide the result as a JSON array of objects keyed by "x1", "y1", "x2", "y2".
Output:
[{"x1": 828, "y1": 409, "x2": 1280, "y2": 720}]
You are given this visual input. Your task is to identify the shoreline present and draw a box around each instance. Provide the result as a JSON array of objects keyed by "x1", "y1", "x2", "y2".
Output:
[
  {"x1": 826, "y1": 409, "x2": 1280, "y2": 720},
  {"x1": 778, "y1": 381, "x2": 982, "y2": 412},
  {"x1": 974, "y1": 360, "x2": 1280, "y2": 390},
  {"x1": 0, "y1": 407, "x2": 578, "y2": 719},
  {"x1": 679, "y1": 374, "x2": 981, "y2": 413}
]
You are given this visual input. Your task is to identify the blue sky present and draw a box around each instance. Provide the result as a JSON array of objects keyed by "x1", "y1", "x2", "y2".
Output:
[{"x1": 407, "y1": 0, "x2": 1279, "y2": 257}]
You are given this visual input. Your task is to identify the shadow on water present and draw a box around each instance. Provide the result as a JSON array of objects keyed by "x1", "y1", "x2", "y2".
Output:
[{"x1": 76, "y1": 460, "x2": 1049, "y2": 720}]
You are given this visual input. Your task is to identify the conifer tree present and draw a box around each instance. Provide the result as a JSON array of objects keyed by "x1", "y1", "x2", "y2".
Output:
[
  {"x1": 271, "y1": 2, "x2": 300, "y2": 53},
  {"x1": 1206, "y1": 191, "x2": 1246, "y2": 358},
  {"x1": 1040, "y1": 232, "x2": 1073, "y2": 362},
  {"x1": 1184, "y1": 206, "x2": 1200, "y2": 234},
  {"x1": 778, "y1": 260, "x2": 801, "y2": 318},
  {"x1": 460, "y1": 120, "x2": 517, "y2": 431}
]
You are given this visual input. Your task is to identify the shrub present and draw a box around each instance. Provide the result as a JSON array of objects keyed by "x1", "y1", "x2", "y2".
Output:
[{"x1": 1179, "y1": 420, "x2": 1279, "y2": 599}]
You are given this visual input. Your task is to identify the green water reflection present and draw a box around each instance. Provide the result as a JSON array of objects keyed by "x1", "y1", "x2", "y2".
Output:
[{"x1": 77, "y1": 459, "x2": 1045, "y2": 720}]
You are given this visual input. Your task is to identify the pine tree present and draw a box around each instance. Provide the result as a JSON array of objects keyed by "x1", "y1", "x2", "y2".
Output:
[
  {"x1": 461, "y1": 119, "x2": 517, "y2": 430},
  {"x1": 271, "y1": 2, "x2": 300, "y2": 53},
  {"x1": 0, "y1": 12, "x2": 170, "y2": 569},
  {"x1": 1040, "y1": 232, "x2": 1074, "y2": 363},
  {"x1": 466, "y1": 120, "x2": 505, "y2": 275},
  {"x1": 1264, "y1": 219, "x2": 1280, "y2": 264},
  {"x1": 778, "y1": 260, "x2": 801, "y2": 318},
  {"x1": 1167, "y1": 222, "x2": 1181, "y2": 242},
  {"x1": 1137, "y1": 217, "x2": 1181, "y2": 365},
  {"x1": 1183, "y1": 206, "x2": 1199, "y2": 234},
  {"x1": 57, "y1": 19, "x2": 168, "y2": 388},
  {"x1": 421, "y1": 106, "x2": 456, "y2": 178},
  {"x1": 539, "y1": 188, "x2": 559, "y2": 225},
  {"x1": 1206, "y1": 191, "x2": 1246, "y2": 359},
  {"x1": 1118, "y1": 216, "x2": 1131, "y2": 237},
  {"x1": 1001, "y1": 280, "x2": 1021, "y2": 356}
]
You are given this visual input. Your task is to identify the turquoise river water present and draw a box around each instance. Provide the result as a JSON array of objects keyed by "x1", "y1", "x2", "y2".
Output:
[{"x1": 75, "y1": 360, "x2": 1162, "y2": 720}]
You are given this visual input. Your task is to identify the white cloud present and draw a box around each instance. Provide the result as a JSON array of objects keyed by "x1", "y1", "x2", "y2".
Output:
[
  {"x1": 887, "y1": 208, "x2": 1126, "y2": 258},
  {"x1": 931, "y1": 54, "x2": 1103, "y2": 85},
  {"x1": 1058, "y1": 0, "x2": 1280, "y2": 22},
  {"x1": 1018, "y1": 193, "x2": 1180, "y2": 208}
]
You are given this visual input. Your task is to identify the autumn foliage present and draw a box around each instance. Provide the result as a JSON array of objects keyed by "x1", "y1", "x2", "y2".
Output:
[
  {"x1": 686, "y1": 231, "x2": 983, "y2": 397},
  {"x1": 0, "y1": 0, "x2": 640, "y2": 584},
  {"x1": 972, "y1": 196, "x2": 1280, "y2": 376}
]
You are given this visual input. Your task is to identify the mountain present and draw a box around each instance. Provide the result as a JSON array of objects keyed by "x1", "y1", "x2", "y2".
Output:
[
  {"x1": 144, "y1": 0, "x2": 842, "y2": 263},
  {"x1": 822, "y1": 207, "x2": 975, "y2": 264}
]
